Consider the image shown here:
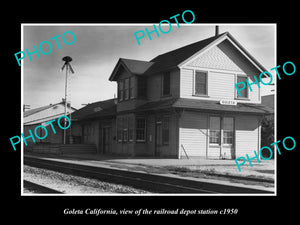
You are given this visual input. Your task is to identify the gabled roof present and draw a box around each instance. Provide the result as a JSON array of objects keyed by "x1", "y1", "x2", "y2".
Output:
[
  {"x1": 24, "y1": 104, "x2": 55, "y2": 117},
  {"x1": 147, "y1": 32, "x2": 267, "y2": 75},
  {"x1": 109, "y1": 32, "x2": 267, "y2": 81},
  {"x1": 109, "y1": 58, "x2": 153, "y2": 81},
  {"x1": 173, "y1": 98, "x2": 273, "y2": 115},
  {"x1": 71, "y1": 98, "x2": 117, "y2": 121},
  {"x1": 24, "y1": 102, "x2": 76, "y2": 117},
  {"x1": 146, "y1": 33, "x2": 227, "y2": 75},
  {"x1": 136, "y1": 98, "x2": 178, "y2": 112}
]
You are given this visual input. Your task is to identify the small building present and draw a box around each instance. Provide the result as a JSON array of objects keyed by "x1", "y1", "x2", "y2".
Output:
[
  {"x1": 23, "y1": 101, "x2": 76, "y2": 145},
  {"x1": 71, "y1": 31, "x2": 273, "y2": 159}
]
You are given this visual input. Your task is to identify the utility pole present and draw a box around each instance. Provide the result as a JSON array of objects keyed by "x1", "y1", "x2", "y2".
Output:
[{"x1": 61, "y1": 56, "x2": 74, "y2": 144}]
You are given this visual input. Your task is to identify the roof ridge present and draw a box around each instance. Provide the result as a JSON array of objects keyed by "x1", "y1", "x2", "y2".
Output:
[
  {"x1": 120, "y1": 57, "x2": 150, "y2": 63},
  {"x1": 144, "y1": 32, "x2": 229, "y2": 75},
  {"x1": 150, "y1": 32, "x2": 228, "y2": 62},
  {"x1": 24, "y1": 102, "x2": 63, "y2": 117}
]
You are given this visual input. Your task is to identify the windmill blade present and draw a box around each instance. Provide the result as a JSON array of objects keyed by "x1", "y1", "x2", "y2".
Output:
[
  {"x1": 68, "y1": 63, "x2": 75, "y2": 74},
  {"x1": 61, "y1": 62, "x2": 66, "y2": 71}
]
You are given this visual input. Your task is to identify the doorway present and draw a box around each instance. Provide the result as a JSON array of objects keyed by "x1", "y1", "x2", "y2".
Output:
[
  {"x1": 155, "y1": 121, "x2": 162, "y2": 156},
  {"x1": 103, "y1": 127, "x2": 111, "y2": 154},
  {"x1": 208, "y1": 116, "x2": 235, "y2": 159}
]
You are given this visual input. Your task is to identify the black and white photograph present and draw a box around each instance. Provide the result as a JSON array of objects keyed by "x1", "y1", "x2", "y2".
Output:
[
  {"x1": 21, "y1": 24, "x2": 276, "y2": 195},
  {"x1": 4, "y1": 5, "x2": 299, "y2": 220}
]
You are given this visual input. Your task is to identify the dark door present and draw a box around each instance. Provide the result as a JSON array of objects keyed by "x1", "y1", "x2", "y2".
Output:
[
  {"x1": 155, "y1": 121, "x2": 162, "y2": 156},
  {"x1": 103, "y1": 127, "x2": 111, "y2": 154}
]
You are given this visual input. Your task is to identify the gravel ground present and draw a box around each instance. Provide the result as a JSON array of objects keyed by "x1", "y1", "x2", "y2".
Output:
[
  {"x1": 163, "y1": 161, "x2": 275, "y2": 180},
  {"x1": 102, "y1": 160, "x2": 274, "y2": 180},
  {"x1": 102, "y1": 160, "x2": 275, "y2": 187},
  {"x1": 23, "y1": 165, "x2": 151, "y2": 194},
  {"x1": 24, "y1": 153, "x2": 275, "y2": 190}
]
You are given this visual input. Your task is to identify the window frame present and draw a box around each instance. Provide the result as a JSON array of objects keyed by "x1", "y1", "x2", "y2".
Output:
[
  {"x1": 118, "y1": 80, "x2": 124, "y2": 102},
  {"x1": 129, "y1": 76, "x2": 134, "y2": 99},
  {"x1": 128, "y1": 116, "x2": 134, "y2": 142},
  {"x1": 118, "y1": 77, "x2": 135, "y2": 102},
  {"x1": 209, "y1": 116, "x2": 235, "y2": 146},
  {"x1": 222, "y1": 117, "x2": 234, "y2": 146},
  {"x1": 194, "y1": 70, "x2": 208, "y2": 96},
  {"x1": 124, "y1": 78, "x2": 129, "y2": 100},
  {"x1": 236, "y1": 74, "x2": 249, "y2": 99},
  {"x1": 136, "y1": 118, "x2": 146, "y2": 142},
  {"x1": 116, "y1": 118, "x2": 123, "y2": 142},
  {"x1": 209, "y1": 116, "x2": 221, "y2": 145},
  {"x1": 122, "y1": 117, "x2": 128, "y2": 142}
]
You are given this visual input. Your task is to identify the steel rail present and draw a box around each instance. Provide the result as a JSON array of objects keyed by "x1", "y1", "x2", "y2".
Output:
[{"x1": 24, "y1": 156, "x2": 273, "y2": 194}]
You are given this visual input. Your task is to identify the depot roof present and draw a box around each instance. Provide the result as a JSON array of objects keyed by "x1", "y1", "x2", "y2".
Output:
[
  {"x1": 136, "y1": 98, "x2": 273, "y2": 115},
  {"x1": 71, "y1": 98, "x2": 117, "y2": 121},
  {"x1": 109, "y1": 32, "x2": 268, "y2": 81}
]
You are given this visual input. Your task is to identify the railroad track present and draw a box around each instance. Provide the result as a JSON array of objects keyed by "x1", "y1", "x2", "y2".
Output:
[
  {"x1": 24, "y1": 156, "x2": 273, "y2": 194},
  {"x1": 24, "y1": 180, "x2": 62, "y2": 194}
]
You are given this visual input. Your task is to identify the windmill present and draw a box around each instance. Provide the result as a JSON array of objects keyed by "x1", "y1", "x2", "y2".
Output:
[{"x1": 61, "y1": 56, "x2": 74, "y2": 144}]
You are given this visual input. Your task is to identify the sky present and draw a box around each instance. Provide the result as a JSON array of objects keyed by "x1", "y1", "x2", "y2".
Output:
[{"x1": 22, "y1": 24, "x2": 276, "y2": 110}]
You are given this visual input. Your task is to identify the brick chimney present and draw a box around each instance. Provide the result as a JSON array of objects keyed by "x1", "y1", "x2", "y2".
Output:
[{"x1": 215, "y1": 25, "x2": 219, "y2": 36}]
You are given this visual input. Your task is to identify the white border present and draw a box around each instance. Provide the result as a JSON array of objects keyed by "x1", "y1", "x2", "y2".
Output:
[{"x1": 21, "y1": 23, "x2": 277, "y2": 197}]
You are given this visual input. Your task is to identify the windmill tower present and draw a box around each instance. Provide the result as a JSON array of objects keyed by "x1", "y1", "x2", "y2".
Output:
[{"x1": 61, "y1": 56, "x2": 74, "y2": 144}]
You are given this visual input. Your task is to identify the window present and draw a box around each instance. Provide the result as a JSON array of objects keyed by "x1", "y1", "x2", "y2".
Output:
[
  {"x1": 122, "y1": 117, "x2": 128, "y2": 142},
  {"x1": 117, "y1": 118, "x2": 122, "y2": 142},
  {"x1": 209, "y1": 116, "x2": 234, "y2": 145},
  {"x1": 162, "y1": 116, "x2": 170, "y2": 145},
  {"x1": 124, "y1": 78, "x2": 129, "y2": 100},
  {"x1": 119, "y1": 77, "x2": 135, "y2": 101},
  {"x1": 236, "y1": 76, "x2": 248, "y2": 98},
  {"x1": 129, "y1": 77, "x2": 134, "y2": 99},
  {"x1": 209, "y1": 117, "x2": 221, "y2": 144},
  {"x1": 195, "y1": 71, "x2": 207, "y2": 95},
  {"x1": 162, "y1": 72, "x2": 170, "y2": 96},
  {"x1": 128, "y1": 117, "x2": 134, "y2": 142},
  {"x1": 118, "y1": 80, "x2": 124, "y2": 101},
  {"x1": 117, "y1": 116, "x2": 134, "y2": 143},
  {"x1": 136, "y1": 118, "x2": 146, "y2": 141},
  {"x1": 223, "y1": 117, "x2": 234, "y2": 144}
]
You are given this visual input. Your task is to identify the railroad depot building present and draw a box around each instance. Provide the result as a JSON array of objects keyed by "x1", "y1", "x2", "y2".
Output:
[{"x1": 71, "y1": 32, "x2": 273, "y2": 159}]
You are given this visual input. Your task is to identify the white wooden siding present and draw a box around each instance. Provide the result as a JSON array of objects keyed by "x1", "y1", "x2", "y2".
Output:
[
  {"x1": 235, "y1": 115, "x2": 259, "y2": 158},
  {"x1": 180, "y1": 41, "x2": 261, "y2": 103},
  {"x1": 180, "y1": 68, "x2": 194, "y2": 97},
  {"x1": 180, "y1": 67, "x2": 260, "y2": 103},
  {"x1": 208, "y1": 146, "x2": 220, "y2": 158},
  {"x1": 186, "y1": 45, "x2": 243, "y2": 72},
  {"x1": 208, "y1": 71, "x2": 235, "y2": 99},
  {"x1": 179, "y1": 112, "x2": 260, "y2": 159},
  {"x1": 179, "y1": 111, "x2": 208, "y2": 157}
]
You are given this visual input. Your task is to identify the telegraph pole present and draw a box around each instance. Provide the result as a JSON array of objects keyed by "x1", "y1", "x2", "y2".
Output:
[{"x1": 61, "y1": 56, "x2": 74, "y2": 144}]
